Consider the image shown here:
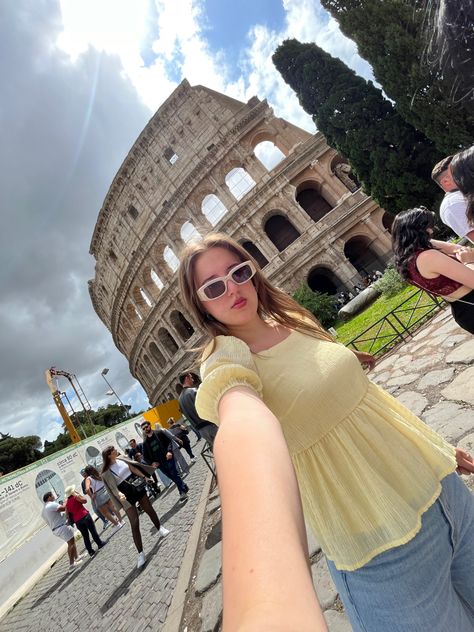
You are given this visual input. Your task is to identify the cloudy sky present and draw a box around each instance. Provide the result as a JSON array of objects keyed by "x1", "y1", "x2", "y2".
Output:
[{"x1": 1, "y1": 0, "x2": 373, "y2": 444}]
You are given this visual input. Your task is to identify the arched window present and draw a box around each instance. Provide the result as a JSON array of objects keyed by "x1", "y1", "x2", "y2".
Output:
[
  {"x1": 170, "y1": 310, "x2": 194, "y2": 340},
  {"x1": 225, "y1": 168, "x2": 256, "y2": 200},
  {"x1": 149, "y1": 342, "x2": 165, "y2": 365},
  {"x1": 202, "y1": 194, "x2": 229, "y2": 226},
  {"x1": 164, "y1": 246, "x2": 179, "y2": 272},
  {"x1": 158, "y1": 327, "x2": 179, "y2": 356},
  {"x1": 307, "y1": 268, "x2": 343, "y2": 295},
  {"x1": 126, "y1": 302, "x2": 142, "y2": 323},
  {"x1": 254, "y1": 141, "x2": 285, "y2": 170},
  {"x1": 296, "y1": 185, "x2": 333, "y2": 223},
  {"x1": 264, "y1": 215, "x2": 300, "y2": 252},
  {"x1": 140, "y1": 288, "x2": 153, "y2": 307},
  {"x1": 344, "y1": 236, "x2": 385, "y2": 275},
  {"x1": 180, "y1": 221, "x2": 202, "y2": 244},
  {"x1": 241, "y1": 241, "x2": 269, "y2": 268},
  {"x1": 151, "y1": 269, "x2": 164, "y2": 291}
]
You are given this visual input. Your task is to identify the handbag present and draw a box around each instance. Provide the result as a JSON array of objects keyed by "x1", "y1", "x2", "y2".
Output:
[{"x1": 110, "y1": 468, "x2": 147, "y2": 504}]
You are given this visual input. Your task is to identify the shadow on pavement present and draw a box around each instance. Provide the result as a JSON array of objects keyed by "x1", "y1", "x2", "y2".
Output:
[{"x1": 99, "y1": 537, "x2": 164, "y2": 615}]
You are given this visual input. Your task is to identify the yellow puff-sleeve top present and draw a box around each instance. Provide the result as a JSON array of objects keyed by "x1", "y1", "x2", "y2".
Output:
[{"x1": 196, "y1": 332, "x2": 456, "y2": 571}]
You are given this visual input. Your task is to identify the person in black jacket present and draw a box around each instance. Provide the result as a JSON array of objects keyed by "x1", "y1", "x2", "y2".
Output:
[
  {"x1": 141, "y1": 422, "x2": 189, "y2": 501},
  {"x1": 168, "y1": 417, "x2": 196, "y2": 461},
  {"x1": 178, "y1": 373, "x2": 218, "y2": 450}
]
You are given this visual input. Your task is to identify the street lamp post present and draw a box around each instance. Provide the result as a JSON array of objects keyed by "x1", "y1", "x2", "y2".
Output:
[{"x1": 100, "y1": 368, "x2": 130, "y2": 419}]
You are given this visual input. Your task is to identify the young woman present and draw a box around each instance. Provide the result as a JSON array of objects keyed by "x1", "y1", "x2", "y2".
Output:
[
  {"x1": 64, "y1": 485, "x2": 106, "y2": 558},
  {"x1": 392, "y1": 207, "x2": 474, "y2": 333},
  {"x1": 101, "y1": 447, "x2": 170, "y2": 569},
  {"x1": 83, "y1": 465, "x2": 124, "y2": 532},
  {"x1": 178, "y1": 233, "x2": 474, "y2": 632}
]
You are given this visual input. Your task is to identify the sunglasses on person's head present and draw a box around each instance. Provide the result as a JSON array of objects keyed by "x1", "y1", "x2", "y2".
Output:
[
  {"x1": 197, "y1": 260, "x2": 257, "y2": 302},
  {"x1": 141, "y1": 424, "x2": 151, "y2": 430}
]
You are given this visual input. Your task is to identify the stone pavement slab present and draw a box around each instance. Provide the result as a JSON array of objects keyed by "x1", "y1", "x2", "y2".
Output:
[{"x1": 0, "y1": 451, "x2": 209, "y2": 632}]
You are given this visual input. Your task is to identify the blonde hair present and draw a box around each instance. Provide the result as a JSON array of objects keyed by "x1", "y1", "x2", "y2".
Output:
[{"x1": 178, "y1": 233, "x2": 334, "y2": 359}]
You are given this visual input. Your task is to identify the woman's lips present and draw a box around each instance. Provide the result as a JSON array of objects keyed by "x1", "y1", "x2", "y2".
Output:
[{"x1": 232, "y1": 298, "x2": 247, "y2": 309}]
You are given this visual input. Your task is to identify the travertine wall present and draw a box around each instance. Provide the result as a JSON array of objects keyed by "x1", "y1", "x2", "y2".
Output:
[{"x1": 89, "y1": 79, "x2": 392, "y2": 403}]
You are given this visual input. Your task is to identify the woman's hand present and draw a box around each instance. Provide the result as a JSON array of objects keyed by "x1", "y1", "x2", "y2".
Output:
[
  {"x1": 166, "y1": 451, "x2": 173, "y2": 460},
  {"x1": 118, "y1": 492, "x2": 127, "y2": 502},
  {"x1": 352, "y1": 350, "x2": 376, "y2": 371},
  {"x1": 455, "y1": 248, "x2": 474, "y2": 264},
  {"x1": 455, "y1": 447, "x2": 474, "y2": 475}
]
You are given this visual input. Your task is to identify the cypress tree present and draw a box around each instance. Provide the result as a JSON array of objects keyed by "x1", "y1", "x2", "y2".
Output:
[
  {"x1": 272, "y1": 39, "x2": 442, "y2": 215},
  {"x1": 320, "y1": 0, "x2": 473, "y2": 154}
]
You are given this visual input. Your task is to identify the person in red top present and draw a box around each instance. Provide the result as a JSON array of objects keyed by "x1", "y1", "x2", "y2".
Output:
[
  {"x1": 392, "y1": 207, "x2": 474, "y2": 333},
  {"x1": 65, "y1": 484, "x2": 106, "y2": 557}
]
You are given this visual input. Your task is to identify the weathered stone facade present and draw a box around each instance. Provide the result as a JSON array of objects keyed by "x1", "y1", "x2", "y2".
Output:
[{"x1": 89, "y1": 79, "x2": 392, "y2": 403}]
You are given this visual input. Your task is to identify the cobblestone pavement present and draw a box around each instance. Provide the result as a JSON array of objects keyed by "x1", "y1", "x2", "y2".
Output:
[
  {"x1": 186, "y1": 307, "x2": 474, "y2": 632},
  {"x1": 0, "y1": 451, "x2": 209, "y2": 632}
]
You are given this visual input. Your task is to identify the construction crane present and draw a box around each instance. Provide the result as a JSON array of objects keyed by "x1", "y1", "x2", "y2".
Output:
[{"x1": 45, "y1": 367, "x2": 93, "y2": 443}]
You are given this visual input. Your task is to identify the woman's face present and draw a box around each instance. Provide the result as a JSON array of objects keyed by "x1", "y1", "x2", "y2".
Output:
[{"x1": 194, "y1": 247, "x2": 259, "y2": 329}]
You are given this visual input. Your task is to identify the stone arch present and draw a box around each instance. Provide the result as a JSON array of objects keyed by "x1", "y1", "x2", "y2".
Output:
[
  {"x1": 241, "y1": 240, "x2": 269, "y2": 268},
  {"x1": 253, "y1": 141, "x2": 286, "y2": 171},
  {"x1": 126, "y1": 302, "x2": 142, "y2": 325},
  {"x1": 149, "y1": 341, "x2": 165, "y2": 366},
  {"x1": 201, "y1": 194, "x2": 229, "y2": 226},
  {"x1": 225, "y1": 167, "x2": 256, "y2": 201},
  {"x1": 170, "y1": 310, "x2": 195, "y2": 341},
  {"x1": 296, "y1": 181, "x2": 333, "y2": 223},
  {"x1": 180, "y1": 221, "x2": 202, "y2": 244},
  {"x1": 344, "y1": 236, "x2": 386, "y2": 276},
  {"x1": 307, "y1": 267, "x2": 344, "y2": 295},
  {"x1": 132, "y1": 286, "x2": 152, "y2": 313},
  {"x1": 158, "y1": 327, "x2": 179, "y2": 356},
  {"x1": 141, "y1": 266, "x2": 162, "y2": 301},
  {"x1": 164, "y1": 245, "x2": 179, "y2": 272},
  {"x1": 264, "y1": 214, "x2": 300, "y2": 252}
]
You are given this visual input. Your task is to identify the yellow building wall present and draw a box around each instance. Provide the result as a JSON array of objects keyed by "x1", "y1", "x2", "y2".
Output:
[{"x1": 142, "y1": 400, "x2": 181, "y2": 429}]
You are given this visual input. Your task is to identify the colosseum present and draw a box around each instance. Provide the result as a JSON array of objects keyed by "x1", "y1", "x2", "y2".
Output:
[{"x1": 89, "y1": 79, "x2": 392, "y2": 404}]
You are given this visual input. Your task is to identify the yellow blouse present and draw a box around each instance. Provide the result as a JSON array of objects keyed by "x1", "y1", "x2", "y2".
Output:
[{"x1": 196, "y1": 331, "x2": 456, "y2": 571}]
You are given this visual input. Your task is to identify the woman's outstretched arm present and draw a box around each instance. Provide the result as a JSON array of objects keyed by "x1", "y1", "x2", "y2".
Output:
[
  {"x1": 417, "y1": 249, "x2": 474, "y2": 288},
  {"x1": 215, "y1": 386, "x2": 327, "y2": 632}
]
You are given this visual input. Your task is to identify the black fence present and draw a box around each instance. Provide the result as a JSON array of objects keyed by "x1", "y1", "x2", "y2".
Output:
[{"x1": 345, "y1": 290, "x2": 447, "y2": 357}]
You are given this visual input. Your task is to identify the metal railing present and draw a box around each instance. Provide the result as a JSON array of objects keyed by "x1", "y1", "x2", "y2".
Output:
[{"x1": 345, "y1": 289, "x2": 447, "y2": 357}]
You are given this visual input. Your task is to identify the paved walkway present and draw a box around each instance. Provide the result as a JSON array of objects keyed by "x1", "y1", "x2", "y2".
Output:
[{"x1": 0, "y1": 454, "x2": 209, "y2": 632}]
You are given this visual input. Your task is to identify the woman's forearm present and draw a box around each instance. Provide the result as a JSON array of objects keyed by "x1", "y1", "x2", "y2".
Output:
[{"x1": 216, "y1": 386, "x2": 327, "y2": 632}]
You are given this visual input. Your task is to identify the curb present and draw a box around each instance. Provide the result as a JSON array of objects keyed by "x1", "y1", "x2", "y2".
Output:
[{"x1": 162, "y1": 470, "x2": 213, "y2": 632}]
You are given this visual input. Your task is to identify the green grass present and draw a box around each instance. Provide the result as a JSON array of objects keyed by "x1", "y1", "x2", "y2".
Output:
[{"x1": 334, "y1": 286, "x2": 444, "y2": 355}]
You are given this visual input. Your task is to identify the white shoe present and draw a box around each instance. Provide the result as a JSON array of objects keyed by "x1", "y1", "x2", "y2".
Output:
[
  {"x1": 137, "y1": 552, "x2": 146, "y2": 569},
  {"x1": 110, "y1": 522, "x2": 124, "y2": 534},
  {"x1": 159, "y1": 526, "x2": 170, "y2": 538},
  {"x1": 69, "y1": 559, "x2": 83, "y2": 572},
  {"x1": 190, "y1": 457, "x2": 196, "y2": 464}
]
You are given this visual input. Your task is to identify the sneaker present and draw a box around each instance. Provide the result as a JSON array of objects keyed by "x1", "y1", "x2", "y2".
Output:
[
  {"x1": 97, "y1": 541, "x2": 107, "y2": 549},
  {"x1": 190, "y1": 457, "x2": 196, "y2": 464},
  {"x1": 89, "y1": 551, "x2": 96, "y2": 558},
  {"x1": 158, "y1": 526, "x2": 170, "y2": 538},
  {"x1": 179, "y1": 492, "x2": 188, "y2": 502},
  {"x1": 110, "y1": 522, "x2": 124, "y2": 534},
  {"x1": 102, "y1": 521, "x2": 110, "y2": 530},
  {"x1": 137, "y1": 552, "x2": 146, "y2": 569},
  {"x1": 69, "y1": 559, "x2": 83, "y2": 572}
]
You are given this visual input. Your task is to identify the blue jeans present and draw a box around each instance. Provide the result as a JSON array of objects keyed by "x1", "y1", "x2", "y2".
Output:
[
  {"x1": 159, "y1": 459, "x2": 187, "y2": 494},
  {"x1": 327, "y1": 473, "x2": 474, "y2": 631}
]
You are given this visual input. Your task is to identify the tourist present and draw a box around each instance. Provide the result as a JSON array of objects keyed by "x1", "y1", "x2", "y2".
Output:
[
  {"x1": 64, "y1": 485, "x2": 106, "y2": 558},
  {"x1": 101, "y1": 446, "x2": 169, "y2": 569},
  {"x1": 167, "y1": 417, "x2": 196, "y2": 462},
  {"x1": 431, "y1": 155, "x2": 473, "y2": 242},
  {"x1": 41, "y1": 491, "x2": 82, "y2": 572},
  {"x1": 83, "y1": 466, "x2": 124, "y2": 531},
  {"x1": 80, "y1": 467, "x2": 109, "y2": 530},
  {"x1": 141, "y1": 421, "x2": 189, "y2": 501},
  {"x1": 178, "y1": 372, "x2": 218, "y2": 449},
  {"x1": 392, "y1": 207, "x2": 474, "y2": 333},
  {"x1": 126, "y1": 438, "x2": 143, "y2": 460},
  {"x1": 178, "y1": 233, "x2": 474, "y2": 632},
  {"x1": 451, "y1": 145, "x2": 474, "y2": 224}
]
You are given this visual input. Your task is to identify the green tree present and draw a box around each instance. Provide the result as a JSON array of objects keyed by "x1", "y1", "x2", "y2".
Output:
[
  {"x1": 0, "y1": 435, "x2": 42, "y2": 474},
  {"x1": 320, "y1": 0, "x2": 473, "y2": 153},
  {"x1": 273, "y1": 39, "x2": 442, "y2": 215},
  {"x1": 42, "y1": 422, "x2": 108, "y2": 457},
  {"x1": 293, "y1": 283, "x2": 337, "y2": 328}
]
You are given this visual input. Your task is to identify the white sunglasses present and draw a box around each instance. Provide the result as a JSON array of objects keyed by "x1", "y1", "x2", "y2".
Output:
[{"x1": 197, "y1": 260, "x2": 257, "y2": 301}]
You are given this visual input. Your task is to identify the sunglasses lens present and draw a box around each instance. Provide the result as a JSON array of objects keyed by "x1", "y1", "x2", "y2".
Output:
[
  {"x1": 203, "y1": 280, "x2": 226, "y2": 299},
  {"x1": 232, "y1": 264, "x2": 253, "y2": 284}
]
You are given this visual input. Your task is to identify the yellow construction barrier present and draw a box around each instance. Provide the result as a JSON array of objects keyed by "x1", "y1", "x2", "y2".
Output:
[{"x1": 142, "y1": 400, "x2": 181, "y2": 429}]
